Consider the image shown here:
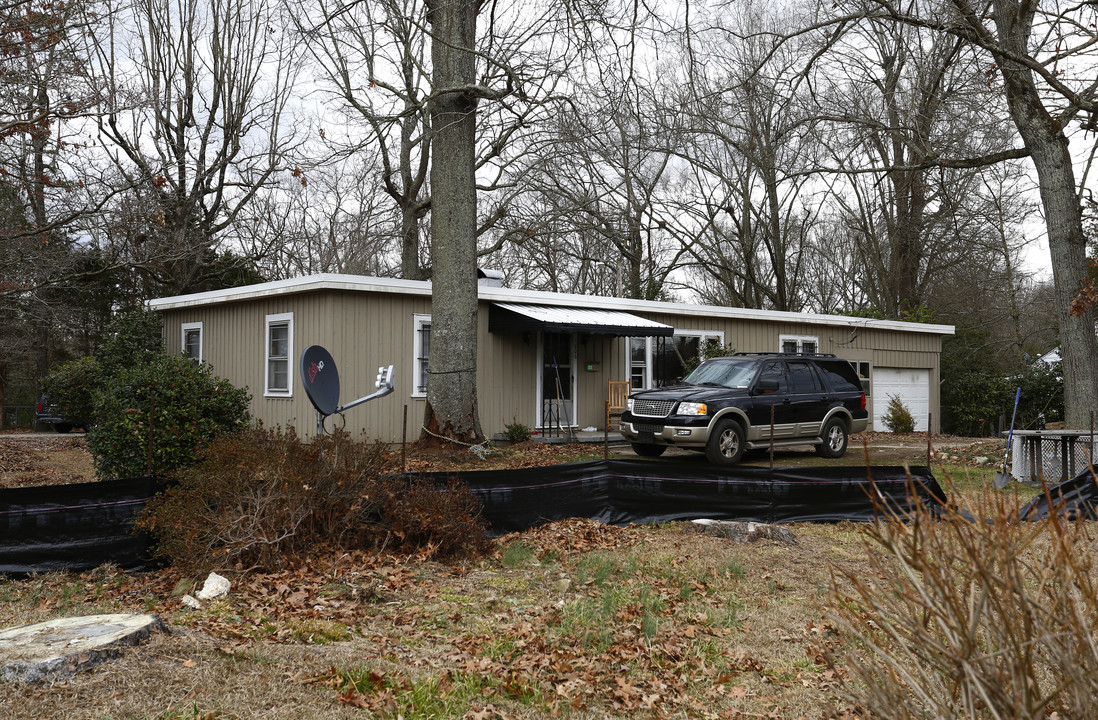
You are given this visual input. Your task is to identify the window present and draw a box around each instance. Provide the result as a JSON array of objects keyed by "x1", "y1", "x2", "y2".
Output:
[
  {"x1": 413, "y1": 314, "x2": 431, "y2": 396},
  {"x1": 630, "y1": 337, "x2": 649, "y2": 389},
  {"x1": 788, "y1": 361, "x2": 823, "y2": 392},
  {"x1": 181, "y1": 322, "x2": 203, "y2": 364},
  {"x1": 265, "y1": 312, "x2": 293, "y2": 397},
  {"x1": 639, "y1": 331, "x2": 724, "y2": 388},
  {"x1": 757, "y1": 361, "x2": 788, "y2": 393},
  {"x1": 779, "y1": 334, "x2": 818, "y2": 354},
  {"x1": 849, "y1": 361, "x2": 872, "y2": 395}
]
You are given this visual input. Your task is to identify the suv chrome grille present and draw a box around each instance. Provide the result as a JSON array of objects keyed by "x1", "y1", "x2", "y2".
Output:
[{"x1": 633, "y1": 399, "x2": 676, "y2": 417}]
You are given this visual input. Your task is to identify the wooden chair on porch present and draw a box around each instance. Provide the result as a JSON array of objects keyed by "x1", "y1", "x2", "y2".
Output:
[{"x1": 607, "y1": 380, "x2": 631, "y2": 430}]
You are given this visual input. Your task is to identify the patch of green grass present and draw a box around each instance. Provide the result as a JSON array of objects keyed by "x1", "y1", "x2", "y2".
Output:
[
  {"x1": 574, "y1": 551, "x2": 626, "y2": 587},
  {"x1": 331, "y1": 666, "x2": 540, "y2": 718},
  {"x1": 483, "y1": 575, "x2": 530, "y2": 594},
  {"x1": 711, "y1": 596, "x2": 743, "y2": 629},
  {"x1": 288, "y1": 618, "x2": 350, "y2": 644},
  {"x1": 724, "y1": 558, "x2": 746, "y2": 579},
  {"x1": 145, "y1": 703, "x2": 229, "y2": 719},
  {"x1": 501, "y1": 542, "x2": 536, "y2": 568}
]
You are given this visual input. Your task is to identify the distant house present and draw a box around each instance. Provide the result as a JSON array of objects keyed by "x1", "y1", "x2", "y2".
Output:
[{"x1": 148, "y1": 273, "x2": 954, "y2": 441}]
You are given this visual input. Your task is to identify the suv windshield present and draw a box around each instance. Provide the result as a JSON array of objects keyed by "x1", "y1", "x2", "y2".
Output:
[{"x1": 682, "y1": 358, "x2": 757, "y2": 388}]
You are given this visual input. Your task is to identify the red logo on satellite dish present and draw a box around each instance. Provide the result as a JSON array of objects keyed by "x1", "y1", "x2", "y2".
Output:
[{"x1": 307, "y1": 360, "x2": 325, "y2": 383}]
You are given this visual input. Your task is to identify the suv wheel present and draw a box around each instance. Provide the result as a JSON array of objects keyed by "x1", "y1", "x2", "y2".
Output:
[
  {"x1": 631, "y1": 442, "x2": 668, "y2": 457},
  {"x1": 817, "y1": 418, "x2": 848, "y2": 458},
  {"x1": 53, "y1": 422, "x2": 74, "y2": 434},
  {"x1": 706, "y1": 419, "x2": 746, "y2": 466}
]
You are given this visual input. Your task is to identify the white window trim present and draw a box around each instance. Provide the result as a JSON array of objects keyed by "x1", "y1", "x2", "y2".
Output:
[
  {"x1": 627, "y1": 337, "x2": 653, "y2": 390},
  {"x1": 412, "y1": 313, "x2": 431, "y2": 398},
  {"x1": 265, "y1": 312, "x2": 294, "y2": 398},
  {"x1": 181, "y1": 321, "x2": 203, "y2": 363},
  {"x1": 779, "y1": 334, "x2": 819, "y2": 354},
  {"x1": 676, "y1": 329, "x2": 725, "y2": 355},
  {"x1": 626, "y1": 330, "x2": 725, "y2": 390}
]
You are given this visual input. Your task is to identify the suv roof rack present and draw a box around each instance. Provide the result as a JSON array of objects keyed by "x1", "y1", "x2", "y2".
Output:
[{"x1": 731, "y1": 352, "x2": 839, "y2": 359}]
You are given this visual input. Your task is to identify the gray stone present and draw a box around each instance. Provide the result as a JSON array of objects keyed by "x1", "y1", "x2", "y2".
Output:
[{"x1": 0, "y1": 613, "x2": 168, "y2": 683}]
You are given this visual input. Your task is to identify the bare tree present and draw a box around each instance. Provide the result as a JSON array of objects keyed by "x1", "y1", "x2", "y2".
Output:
[
  {"x1": 511, "y1": 72, "x2": 688, "y2": 300},
  {"x1": 674, "y1": 1, "x2": 825, "y2": 311},
  {"x1": 250, "y1": 160, "x2": 400, "y2": 278},
  {"x1": 86, "y1": 0, "x2": 302, "y2": 298},
  {"x1": 295, "y1": 0, "x2": 433, "y2": 280},
  {"x1": 808, "y1": 0, "x2": 1098, "y2": 426}
]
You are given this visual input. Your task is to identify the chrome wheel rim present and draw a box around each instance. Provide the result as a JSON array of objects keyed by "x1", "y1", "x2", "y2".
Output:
[
  {"x1": 827, "y1": 425, "x2": 844, "y2": 451},
  {"x1": 720, "y1": 429, "x2": 740, "y2": 457}
]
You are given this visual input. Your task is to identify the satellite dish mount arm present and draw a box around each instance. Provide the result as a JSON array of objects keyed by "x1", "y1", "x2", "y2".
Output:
[{"x1": 336, "y1": 365, "x2": 396, "y2": 414}]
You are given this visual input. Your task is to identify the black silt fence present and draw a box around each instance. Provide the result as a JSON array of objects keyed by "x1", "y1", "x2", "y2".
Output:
[{"x1": 0, "y1": 462, "x2": 947, "y2": 574}]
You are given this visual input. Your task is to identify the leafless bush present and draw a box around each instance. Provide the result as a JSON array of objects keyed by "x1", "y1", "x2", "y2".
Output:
[
  {"x1": 139, "y1": 427, "x2": 490, "y2": 571},
  {"x1": 828, "y1": 477, "x2": 1098, "y2": 719}
]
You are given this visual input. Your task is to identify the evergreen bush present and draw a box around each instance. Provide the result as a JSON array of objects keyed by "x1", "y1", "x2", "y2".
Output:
[
  {"x1": 882, "y1": 394, "x2": 916, "y2": 433},
  {"x1": 88, "y1": 353, "x2": 250, "y2": 479},
  {"x1": 40, "y1": 356, "x2": 98, "y2": 427}
]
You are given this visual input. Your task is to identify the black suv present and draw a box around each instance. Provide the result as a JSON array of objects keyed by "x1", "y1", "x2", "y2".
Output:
[{"x1": 619, "y1": 353, "x2": 868, "y2": 466}]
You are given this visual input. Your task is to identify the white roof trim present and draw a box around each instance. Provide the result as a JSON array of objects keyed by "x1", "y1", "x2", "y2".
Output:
[{"x1": 147, "y1": 273, "x2": 954, "y2": 336}]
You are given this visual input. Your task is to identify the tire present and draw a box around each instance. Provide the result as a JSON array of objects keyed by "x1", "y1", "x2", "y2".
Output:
[
  {"x1": 817, "y1": 417, "x2": 848, "y2": 458},
  {"x1": 53, "y1": 422, "x2": 74, "y2": 434},
  {"x1": 631, "y1": 442, "x2": 668, "y2": 457},
  {"x1": 705, "y1": 419, "x2": 746, "y2": 466}
]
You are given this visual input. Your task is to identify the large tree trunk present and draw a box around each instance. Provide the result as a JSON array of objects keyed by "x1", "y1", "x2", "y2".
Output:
[
  {"x1": 422, "y1": 0, "x2": 483, "y2": 443},
  {"x1": 991, "y1": 0, "x2": 1098, "y2": 427}
]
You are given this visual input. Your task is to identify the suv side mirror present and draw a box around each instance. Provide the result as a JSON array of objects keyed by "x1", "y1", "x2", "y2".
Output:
[{"x1": 755, "y1": 378, "x2": 779, "y2": 394}]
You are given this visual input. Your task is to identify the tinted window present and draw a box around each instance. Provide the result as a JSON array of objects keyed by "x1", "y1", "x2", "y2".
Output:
[
  {"x1": 788, "y1": 361, "x2": 822, "y2": 392},
  {"x1": 756, "y1": 362, "x2": 787, "y2": 393},
  {"x1": 816, "y1": 361, "x2": 862, "y2": 393}
]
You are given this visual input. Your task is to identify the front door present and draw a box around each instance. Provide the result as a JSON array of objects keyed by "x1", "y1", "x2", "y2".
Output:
[{"x1": 539, "y1": 333, "x2": 576, "y2": 430}]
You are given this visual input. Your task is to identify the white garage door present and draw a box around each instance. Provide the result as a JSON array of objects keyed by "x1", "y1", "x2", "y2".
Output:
[{"x1": 873, "y1": 368, "x2": 930, "y2": 432}]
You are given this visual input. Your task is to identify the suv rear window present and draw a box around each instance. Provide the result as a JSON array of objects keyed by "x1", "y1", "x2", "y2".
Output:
[{"x1": 815, "y1": 360, "x2": 863, "y2": 393}]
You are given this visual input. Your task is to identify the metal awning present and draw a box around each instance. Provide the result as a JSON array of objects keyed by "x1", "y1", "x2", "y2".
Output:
[{"x1": 489, "y1": 302, "x2": 674, "y2": 337}]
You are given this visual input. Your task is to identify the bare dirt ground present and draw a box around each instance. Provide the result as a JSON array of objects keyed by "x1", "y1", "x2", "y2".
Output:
[
  {"x1": 0, "y1": 432, "x2": 1030, "y2": 720},
  {"x1": 0, "y1": 429, "x2": 1006, "y2": 488},
  {"x1": 0, "y1": 434, "x2": 96, "y2": 487}
]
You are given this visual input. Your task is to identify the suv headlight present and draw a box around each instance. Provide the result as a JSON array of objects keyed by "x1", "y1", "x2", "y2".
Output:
[
  {"x1": 677, "y1": 401, "x2": 708, "y2": 415},
  {"x1": 626, "y1": 398, "x2": 634, "y2": 412}
]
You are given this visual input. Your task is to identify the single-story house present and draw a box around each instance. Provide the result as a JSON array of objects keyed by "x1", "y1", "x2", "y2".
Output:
[{"x1": 148, "y1": 273, "x2": 954, "y2": 442}]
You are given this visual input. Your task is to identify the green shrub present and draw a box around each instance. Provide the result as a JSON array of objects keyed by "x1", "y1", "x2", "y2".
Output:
[
  {"x1": 39, "y1": 308, "x2": 166, "y2": 431},
  {"x1": 88, "y1": 353, "x2": 250, "y2": 479},
  {"x1": 503, "y1": 420, "x2": 532, "y2": 443},
  {"x1": 139, "y1": 427, "x2": 491, "y2": 571},
  {"x1": 96, "y1": 308, "x2": 164, "y2": 370},
  {"x1": 881, "y1": 394, "x2": 915, "y2": 433},
  {"x1": 40, "y1": 356, "x2": 99, "y2": 427}
]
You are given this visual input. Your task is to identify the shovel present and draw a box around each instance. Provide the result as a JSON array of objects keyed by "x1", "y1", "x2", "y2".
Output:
[{"x1": 994, "y1": 387, "x2": 1022, "y2": 489}]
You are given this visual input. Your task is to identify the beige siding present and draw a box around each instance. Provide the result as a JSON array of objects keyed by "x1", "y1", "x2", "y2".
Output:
[{"x1": 161, "y1": 291, "x2": 948, "y2": 440}]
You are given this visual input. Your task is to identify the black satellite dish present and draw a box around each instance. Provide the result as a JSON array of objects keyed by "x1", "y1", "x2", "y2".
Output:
[
  {"x1": 300, "y1": 345, "x2": 340, "y2": 416},
  {"x1": 299, "y1": 343, "x2": 396, "y2": 435}
]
